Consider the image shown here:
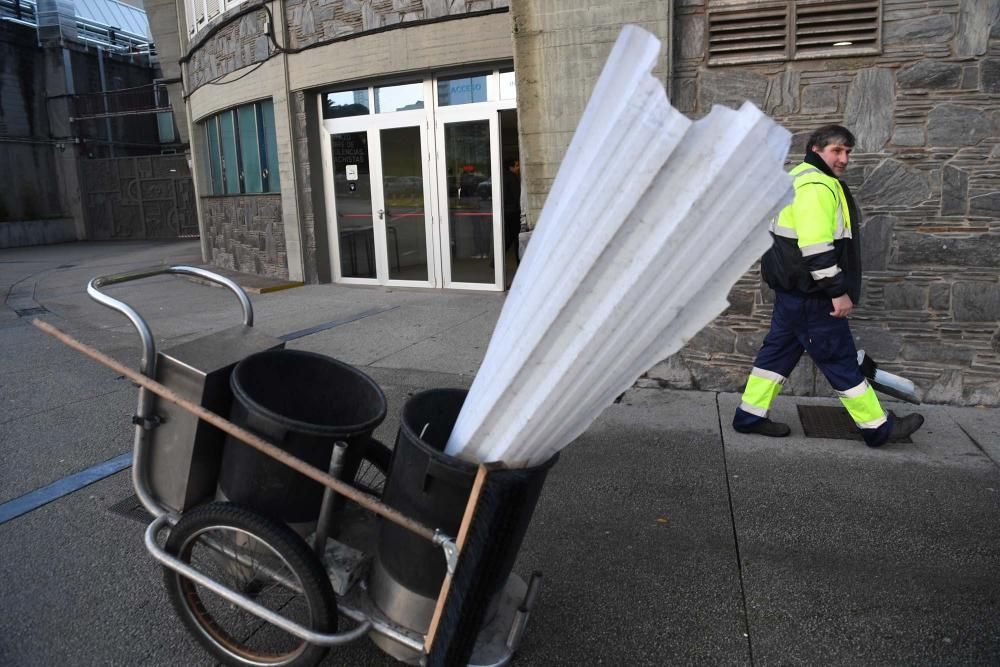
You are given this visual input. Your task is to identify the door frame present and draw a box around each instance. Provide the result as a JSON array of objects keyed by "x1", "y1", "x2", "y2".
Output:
[{"x1": 319, "y1": 71, "x2": 517, "y2": 290}]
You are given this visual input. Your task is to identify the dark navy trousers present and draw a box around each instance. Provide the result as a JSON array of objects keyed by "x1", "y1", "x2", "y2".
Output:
[{"x1": 734, "y1": 291, "x2": 893, "y2": 446}]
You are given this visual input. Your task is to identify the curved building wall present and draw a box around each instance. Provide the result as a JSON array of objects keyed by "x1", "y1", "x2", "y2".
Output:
[{"x1": 183, "y1": 1, "x2": 512, "y2": 281}]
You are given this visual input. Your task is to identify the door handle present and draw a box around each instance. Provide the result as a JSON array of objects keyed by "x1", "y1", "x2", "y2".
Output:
[{"x1": 377, "y1": 209, "x2": 385, "y2": 220}]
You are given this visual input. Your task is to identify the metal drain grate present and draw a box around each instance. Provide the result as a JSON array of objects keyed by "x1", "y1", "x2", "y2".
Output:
[
  {"x1": 797, "y1": 404, "x2": 911, "y2": 443},
  {"x1": 108, "y1": 494, "x2": 153, "y2": 524}
]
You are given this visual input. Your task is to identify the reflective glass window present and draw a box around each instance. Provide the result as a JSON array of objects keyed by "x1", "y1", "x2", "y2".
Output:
[
  {"x1": 237, "y1": 104, "x2": 262, "y2": 193},
  {"x1": 376, "y1": 82, "x2": 424, "y2": 113},
  {"x1": 324, "y1": 90, "x2": 370, "y2": 118},
  {"x1": 437, "y1": 73, "x2": 489, "y2": 106},
  {"x1": 259, "y1": 100, "x2": 280, "y2": 193},
  {"x1": 218, "y1": 110, "x2": 240, "y2": 194},
  {"x1": 205, "y1": 116, "x2": 223, "y2": 194}
]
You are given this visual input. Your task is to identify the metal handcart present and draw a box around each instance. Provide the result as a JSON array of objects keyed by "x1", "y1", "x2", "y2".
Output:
[{"x1": 35, "y1": 265, "x2": 555, "y2": 667}]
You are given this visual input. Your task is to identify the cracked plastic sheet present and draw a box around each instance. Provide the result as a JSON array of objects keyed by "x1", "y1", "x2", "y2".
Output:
[{"x1": 444, "y1": 25, "x2": 795, "y2": 467}]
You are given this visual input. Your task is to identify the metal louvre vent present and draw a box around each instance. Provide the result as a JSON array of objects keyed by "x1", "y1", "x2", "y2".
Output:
[
  {"x1": 707, "y1": 1, "x2": 881, "y2": 65},
  {"x1": 794, "y1": 0, "x2": 880, "y2": 58},
  {"x1": 708, "y1": 3, "x2": 789, "y2": 65}
]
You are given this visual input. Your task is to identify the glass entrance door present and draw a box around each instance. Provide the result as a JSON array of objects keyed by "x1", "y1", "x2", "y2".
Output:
[
  {"x1": 439, "y1": 118, "x2": 498, "y2": 286},
  {"x1": 321, "y1": 70, "x2": 515, "y2": 290},
  {"x1": 380, "y1": 125, "x2": 431, "y2": 282},
  {"x1": 323, "y1": 104, "x2": 436, "y2": 287},
  {"x1": 331, "y1": 131, "x2": 376, "y2": 279}
]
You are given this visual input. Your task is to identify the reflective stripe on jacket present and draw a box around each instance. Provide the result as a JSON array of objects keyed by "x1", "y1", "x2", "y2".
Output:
[{"x1": 761, "y1": 159, "x2": 861, "y2": 302}]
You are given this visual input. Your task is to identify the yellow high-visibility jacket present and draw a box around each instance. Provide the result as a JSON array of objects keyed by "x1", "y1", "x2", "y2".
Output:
[{"x1": 761, "y1": 157, "x2": 862, "y2": 302}]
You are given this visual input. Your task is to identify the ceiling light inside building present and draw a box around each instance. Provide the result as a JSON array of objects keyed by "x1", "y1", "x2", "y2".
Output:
[{"x1": 833, "y1": 41, "x2": 853, "y2": 46}]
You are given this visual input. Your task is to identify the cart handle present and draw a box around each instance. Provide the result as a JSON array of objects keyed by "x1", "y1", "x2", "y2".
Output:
[{"x1": 87, "y1": 265, "x2": 253, "y2": 378}]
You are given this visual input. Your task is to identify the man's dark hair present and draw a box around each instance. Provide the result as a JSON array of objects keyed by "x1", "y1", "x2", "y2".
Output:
[
  {"x1": 806, "y1": 125, "x2": 856, "y2": 155},
  {"x1": 505, "y1": 157, "x2": 520, "y2": 170}
]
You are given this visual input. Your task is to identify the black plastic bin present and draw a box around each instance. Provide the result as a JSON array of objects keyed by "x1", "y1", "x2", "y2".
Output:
[
  {"x1": 372, "y1": 388, "x2": 556, "y2": 662},
  {"x1": 218, "y1": 349, "x2": 387, "y2": 524}
]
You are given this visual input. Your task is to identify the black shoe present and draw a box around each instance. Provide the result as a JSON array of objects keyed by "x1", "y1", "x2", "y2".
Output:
[
  {"x1": 734, "y1": 419, "x2": 791, "y2": 437},
  {"x1": 880, "y1": 412, "x2": 924, "y2": 444}
]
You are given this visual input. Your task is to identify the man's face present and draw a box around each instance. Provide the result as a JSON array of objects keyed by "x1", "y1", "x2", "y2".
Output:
[
  {"x1": 813, "y1": 141, "x2": 851, "y2": 177},
  {"x1": 511, "y1": 160, "x2": 520, "y2": 175}
]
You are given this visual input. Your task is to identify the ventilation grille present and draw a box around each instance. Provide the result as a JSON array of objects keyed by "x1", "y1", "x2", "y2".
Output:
[
  {"x1": 795, "y1": 0, "x2": 880, "y2": 57},
  {"x1": 708, "y1": 4, "x2": 789, "y2": 65},
  {"x1": 708, "y1": 1, "x2": 881, "y2": 65}
]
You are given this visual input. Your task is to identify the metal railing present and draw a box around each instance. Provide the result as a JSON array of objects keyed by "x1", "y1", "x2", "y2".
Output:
[
  {"x1": 72, "y1": 81, "x2": 170, "y2": 118},
  {"x1": 1, "y1": 0, "x2": 153, "y2": 54}
]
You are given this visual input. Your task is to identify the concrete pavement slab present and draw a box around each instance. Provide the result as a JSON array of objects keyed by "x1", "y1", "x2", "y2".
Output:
[
  {"x1": 948, "y1": 405, "x2": 1000, "y2": 468},
  {"x1": 0, "y1": 386, "x2": 132, "y2": 505},
  {"x1": 369, "y1": 306, "x2": 499, "y2": 375},
  {"x1": 718, "y1": 393, "x2": 1000, "y2": 665},
  {"x1": 0, "y1": 471, "x2": 206, "y2": 666}
]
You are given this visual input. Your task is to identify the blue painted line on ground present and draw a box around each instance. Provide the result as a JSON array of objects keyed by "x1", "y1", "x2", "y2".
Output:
[
  {"x1": 0, "y1": 452, "x2": 133, "y2": 526},
  {"x1": 280, "y1": 306, "x2": 397, "y2": 341}
]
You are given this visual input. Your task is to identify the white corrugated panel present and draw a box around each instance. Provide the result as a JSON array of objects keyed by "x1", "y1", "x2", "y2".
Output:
[{"x1": 443, "y1": 25, "x2": 795, "y2": 467}]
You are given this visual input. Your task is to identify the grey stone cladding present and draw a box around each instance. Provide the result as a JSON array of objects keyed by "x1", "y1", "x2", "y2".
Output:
[
  {"x1": 284, "y1": 0, "x2": 509, "y2": 51},
  {"x1": 650, "y1": 0, "x2": 1000, "y2": 407},
  {"x1": 202, "y1": 195, "x2": 288, "y2": 278},
  {"x1": 187, "y1": 9, "x2": 271, "y2": 91}
]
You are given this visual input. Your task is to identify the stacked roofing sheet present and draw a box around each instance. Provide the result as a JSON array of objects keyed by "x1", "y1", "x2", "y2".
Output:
[{"x1": 444, "y1": 25, "x2": 795, "y2": 467}]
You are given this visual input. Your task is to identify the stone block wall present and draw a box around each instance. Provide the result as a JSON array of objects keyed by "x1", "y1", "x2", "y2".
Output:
[
  {"x1": 649, "y1": 0, "x2": 1000, "y2": 406},
  {"x1": 202, "y1": 195, "x2": 289, "y2": 277}
]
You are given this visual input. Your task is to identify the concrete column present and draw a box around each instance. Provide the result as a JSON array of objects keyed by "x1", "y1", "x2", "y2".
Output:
[
  {"x1": 274, "y1": 1, "x2": 305, "y2": 282},
  {"x1": 509, "y1": 0, "x2": 672, "y2": 228}
]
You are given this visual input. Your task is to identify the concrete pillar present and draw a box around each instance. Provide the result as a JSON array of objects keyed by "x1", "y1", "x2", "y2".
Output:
[{"x1": 509, "y1": 0, "x2": 672, "y2": 228}]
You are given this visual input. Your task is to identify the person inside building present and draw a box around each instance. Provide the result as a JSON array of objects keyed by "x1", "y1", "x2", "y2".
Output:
[
  {"x1": 733, "y1": 124, "x2": 925, "y2": 447},
  {"x1": 503, "y1": 158, "x2": 521, "y2": 264}
]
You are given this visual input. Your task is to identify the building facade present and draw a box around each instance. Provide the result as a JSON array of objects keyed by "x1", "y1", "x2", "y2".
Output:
[{"x1": 149, "y1": 0, "x2": 1000, "y2": 406}]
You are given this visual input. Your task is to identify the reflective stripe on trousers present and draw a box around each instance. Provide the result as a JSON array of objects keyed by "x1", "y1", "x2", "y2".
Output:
[{"x1": 734, "y1": 291, "x2": 892, "y2": 444}]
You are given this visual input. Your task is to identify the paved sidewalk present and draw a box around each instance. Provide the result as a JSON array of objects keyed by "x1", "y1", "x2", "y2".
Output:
[{"x1": 1, "y1": 240, "x2": 998, "y2": 665}]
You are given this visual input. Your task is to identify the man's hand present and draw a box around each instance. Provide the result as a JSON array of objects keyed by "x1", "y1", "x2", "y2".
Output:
[{"x1": 830, "y1": 294, "x2": 853, "y2": 318}]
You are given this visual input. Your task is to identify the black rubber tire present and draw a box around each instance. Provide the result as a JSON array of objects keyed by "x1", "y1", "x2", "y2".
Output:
[{"x1": 162, "y1": 502, "x2": 337, "y2": 667}]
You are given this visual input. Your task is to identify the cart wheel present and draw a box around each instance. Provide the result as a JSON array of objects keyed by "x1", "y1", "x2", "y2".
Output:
[
  {"x1": 163, "y1": 502, "x2": 337, "y2": 667},
  {"x1": 347, "y1": 440, "x2": 392, "y2": 498}
]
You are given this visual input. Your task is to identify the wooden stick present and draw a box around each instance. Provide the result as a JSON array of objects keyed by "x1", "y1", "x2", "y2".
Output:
[
  {"x1": 32, "y1": 318, "x2": 438, "y2": 543},
  {"x1": 423, "y1": 462, "x2": 500, "y2": 654}
]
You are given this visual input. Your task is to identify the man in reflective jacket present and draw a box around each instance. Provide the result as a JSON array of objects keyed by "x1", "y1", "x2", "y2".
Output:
[{"x1": 733, "y1": 125, "x2": 924, "y2": 446}]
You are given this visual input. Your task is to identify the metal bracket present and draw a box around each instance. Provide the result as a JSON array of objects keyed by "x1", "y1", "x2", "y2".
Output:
[
  {"x1": 432, "y1": 530, "x2": 458, "y2": 575},
  {"x1": 131, "y1": 414, "x2": 164, "y2": 430}
]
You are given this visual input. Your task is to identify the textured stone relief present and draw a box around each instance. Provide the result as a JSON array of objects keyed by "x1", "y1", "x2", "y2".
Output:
[
  {"x1": 283, "y1": 0, "x2": 507, "y2": 52},
  {"x1": 187, "y1": 9, "x2": 270, "y2": 91},
  {"x1": 80, "y1": 155, "x2": 197, "y2": 240},
  {"x1": 202, "y1": 195, "x2": 287, "y2": 278}
]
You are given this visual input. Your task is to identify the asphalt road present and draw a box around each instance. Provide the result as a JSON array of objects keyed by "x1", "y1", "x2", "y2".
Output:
[{"x1": 2, "y1": 240, "x2": 998, "y2": 665}]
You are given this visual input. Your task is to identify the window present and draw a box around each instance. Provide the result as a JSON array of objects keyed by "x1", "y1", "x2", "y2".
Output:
[
  {"x1": 324, "y1": 89, "x2": 370, "y2": 119},
  {"x1": 437, "y1": 73, "x2": 490, "y2": 106},
  {"x1": 707, "y1": 0, "x2": 881, "y2": 66},
  {"x1": 203, "y1": 99, "x2": 280, "y2": 195},
  {"x1": 375, "y1": 82, "x2": 424, "y2": 113},
  {"x1": 187, "y1": 0, "x2": 248, "y2": 35}
]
